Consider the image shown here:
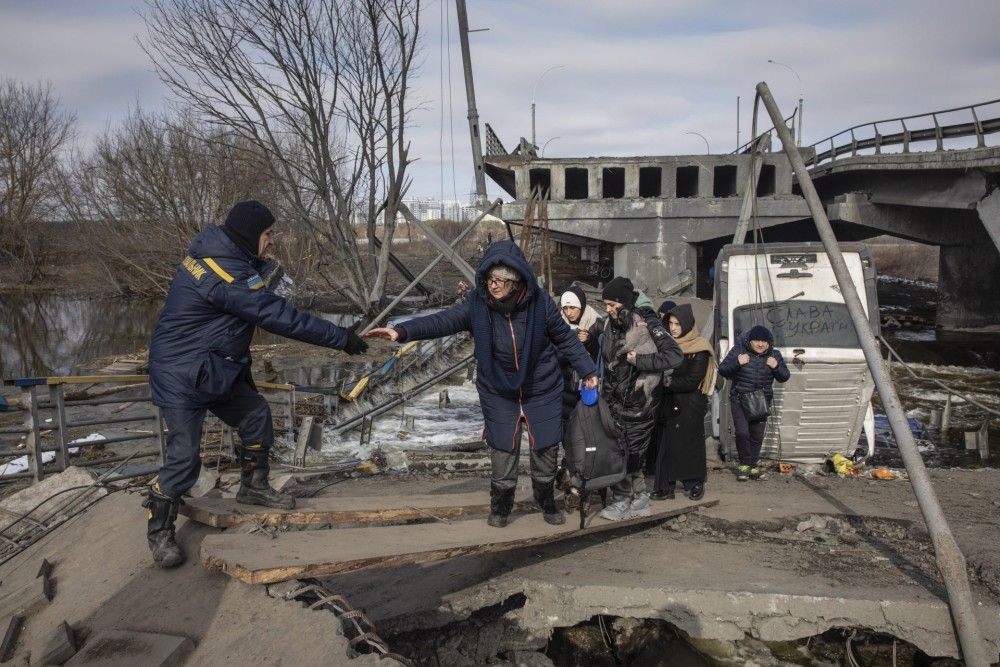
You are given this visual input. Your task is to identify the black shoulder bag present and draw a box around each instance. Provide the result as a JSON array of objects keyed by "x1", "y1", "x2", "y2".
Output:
[{"x1": 737, "y1": 389, "x2": 770, "y2": 422}]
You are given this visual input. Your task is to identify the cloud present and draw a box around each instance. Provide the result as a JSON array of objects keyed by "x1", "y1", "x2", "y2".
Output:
[{"x1": 2, "y1": 0, "x2": 998, "y2": 200}]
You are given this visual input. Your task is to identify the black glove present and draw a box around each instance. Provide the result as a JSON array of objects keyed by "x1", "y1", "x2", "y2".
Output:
[{"x1": 344, "y1": 331, "x2": 368, "y2": 356}]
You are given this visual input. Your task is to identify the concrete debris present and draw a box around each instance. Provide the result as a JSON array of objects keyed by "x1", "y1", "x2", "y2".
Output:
[
  {"x1": 36, "y1": 559, "x2": 53, "y2": 580},
  {"x1": 186, "y1": 468, "x2": 219, "y2": 498},
  {"x1": 0, "y1": 468, "x2": 104, "y2": 533},
  {"x1": 64, "y1": 630, "x2": 193, "y2": 667},
  {"x1": 507, "y1": 650, "x2": 555, "y2": 666},
  {"x1": 0, "y1": 615, "x2": 24, "y2": 663},
  {"x1": 34, "y1": 621, "x2": 77, "y2": 665}
]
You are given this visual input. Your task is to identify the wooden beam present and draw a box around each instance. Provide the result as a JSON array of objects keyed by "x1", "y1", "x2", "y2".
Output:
[
  {"x1": 200, "y1": 499, "x2": 718, "y2": 585},
  {"x1": 181, "y1": 492, "x2": 535, "y2": 529}
]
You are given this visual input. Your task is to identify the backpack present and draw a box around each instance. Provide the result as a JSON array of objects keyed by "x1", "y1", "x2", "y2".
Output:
[{"x1": 564, "y1": 396, "x2": 626, "y2": 494}]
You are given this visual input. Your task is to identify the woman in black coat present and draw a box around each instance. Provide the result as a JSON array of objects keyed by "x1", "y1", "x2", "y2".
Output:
[{"x1": 651, "y1": 304, "x2": 716, "y2": 501}]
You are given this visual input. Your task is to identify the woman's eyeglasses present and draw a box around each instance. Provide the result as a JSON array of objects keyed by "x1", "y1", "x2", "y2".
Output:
[{"x1": 487, "y1": 277, "x2": 514, "y2": 287}]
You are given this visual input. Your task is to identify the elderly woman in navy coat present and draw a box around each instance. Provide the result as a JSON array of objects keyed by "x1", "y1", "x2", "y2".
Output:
[{"x1": 367, "y1": 241, "x2": 597, "y2": 528}]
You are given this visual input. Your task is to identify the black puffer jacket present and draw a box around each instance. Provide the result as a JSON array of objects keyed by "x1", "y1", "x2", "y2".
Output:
[
  {"x1": 599, "y1": 305, "x2": 683, "y2": 467},
  {"x1": 717, "y1": 333, "x2": 790, "y2": 401}
]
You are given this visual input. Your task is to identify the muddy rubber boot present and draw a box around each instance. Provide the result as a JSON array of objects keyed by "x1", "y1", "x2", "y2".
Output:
[
  {"x1": 533, "y1": 480, "x2": 566, "y2": 526},
  {"x1": 487, "y1": 484, "x2": 514, "y2": 528},
  {"x1": 142, "y1": 489, "x2": 185, "y2": 568},
  {"x1": 235, "y1": 446, "x2": 295, "y2": 510},
  {"x1": 236, "y1": 468, "x2": 295, "y2": 509}
]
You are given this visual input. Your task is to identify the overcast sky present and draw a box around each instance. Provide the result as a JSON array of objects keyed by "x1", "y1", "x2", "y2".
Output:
[{"x1": 3, "y1": 0, "x2": 999, "y2": 202}]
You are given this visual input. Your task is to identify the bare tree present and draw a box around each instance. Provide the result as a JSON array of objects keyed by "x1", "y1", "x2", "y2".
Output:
[
  {"x1": 141, "y1": 0, "x2": 421, "y2": 313},
  {"x1": 0, "y1": 79, "x2": 74, "y2": 282},
  {"x1": 60, "y1": 108, "x2": 287, "y2": 295}
]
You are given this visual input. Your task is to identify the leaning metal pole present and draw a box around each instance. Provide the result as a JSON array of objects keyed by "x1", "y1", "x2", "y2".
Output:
[
  {"x1": 361, "y1": 199, "x2": 501, "y2": 334},
  {"x1": 456, "y1": 0, "x2": 488, "y2": 205},
  {"x1": 756, "y1": 81, "x2": 993, "y2": 666}
]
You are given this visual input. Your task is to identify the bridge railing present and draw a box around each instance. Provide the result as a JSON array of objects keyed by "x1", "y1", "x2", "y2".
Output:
[
  {"x1": 0, "y1": 330, "x2": 471, "y2": 486},
  {"x1": 806, "y1": 98, "x2": 1000, "y2": 168}
]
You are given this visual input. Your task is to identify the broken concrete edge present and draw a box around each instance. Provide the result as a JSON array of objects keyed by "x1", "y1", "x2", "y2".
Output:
[
  {"x1": 200, "y1": 501, "x2": 720, "y2": 585},
  {"x1": 418, "y1": 578, "x2": 1000, "y2": 661}
]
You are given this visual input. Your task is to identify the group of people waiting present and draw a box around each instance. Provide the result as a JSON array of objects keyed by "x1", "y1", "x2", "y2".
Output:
[
  {"x1": 143, "y1": 203, "x2": 791, "y2": 569},
  {"x1": 368, "y1": 240, "x2": 791, "y2": 527}
]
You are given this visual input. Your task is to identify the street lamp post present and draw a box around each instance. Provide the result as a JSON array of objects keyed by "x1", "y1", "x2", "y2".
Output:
[
  {"x1": 531, "y1": 65, "x2": 565, "y2": 148},
  {"x1": 767, "y1": 58, "x2": 804, "y2": 147},
  {"x1": 540, "y1": 136, "x2": 560, "y2": 157},
  {"x1": 684, "y1": 131, "x2": 711, "y2": 154}
]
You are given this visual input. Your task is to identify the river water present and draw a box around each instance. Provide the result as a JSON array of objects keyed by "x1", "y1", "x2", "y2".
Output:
[{"x1": 1, "y1": 278, "x2": 998, "y2": 467}]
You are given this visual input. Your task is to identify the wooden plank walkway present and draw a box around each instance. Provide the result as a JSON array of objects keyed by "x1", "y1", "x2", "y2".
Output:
[
  {"x1": 200, "y1": 499, "x2": 718, "y2": 585},
  {"x1": 181, "y1": 492, "x2": 536, "y2": 529}
]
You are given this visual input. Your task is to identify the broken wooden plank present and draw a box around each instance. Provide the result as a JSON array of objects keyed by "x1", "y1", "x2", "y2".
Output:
[
  {"x1": 181, "y1": 492, "x2": 535, "y2": 529},
  {"x1": 201, "y1": 499, "x2": 718, "y2": 585}
]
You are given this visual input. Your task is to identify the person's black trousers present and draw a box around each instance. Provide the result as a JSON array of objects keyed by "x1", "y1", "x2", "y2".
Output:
[
  {"x1": 730, "y1": 400, "x2": 768, "y2": 466},
  {"x1": 157, "y1": 379, "x2": 273, "y2": 498}
]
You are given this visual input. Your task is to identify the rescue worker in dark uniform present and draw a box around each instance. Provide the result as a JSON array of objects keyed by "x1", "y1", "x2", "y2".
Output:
[{"x1": 144, "y1": 201, "x2": 368, "y2": 568}]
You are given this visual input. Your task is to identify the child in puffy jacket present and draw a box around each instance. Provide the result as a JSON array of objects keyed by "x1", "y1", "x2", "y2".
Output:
[{"x1": 717, "y1": 324, "x2": 790, "y2": 481}]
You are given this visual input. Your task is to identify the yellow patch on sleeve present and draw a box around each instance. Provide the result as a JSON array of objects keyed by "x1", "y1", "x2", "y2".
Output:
[{"x1": 203, "y1": 257, "x2": 235, "y2": 283}]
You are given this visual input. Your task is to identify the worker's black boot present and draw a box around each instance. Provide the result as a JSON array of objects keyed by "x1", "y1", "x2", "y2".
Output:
[
  {"x1": 142, "y1": 487, "x2": 185, "y2": 568},
  {"x1": 487, "y1": 483, "x2": 514, "y2": 528},
  {"x1": 235, "y1": 446, "x2": 295, "y2": 510},
  {"x1": 533, "y1": 480, "x2": 566, "y2": 526}
]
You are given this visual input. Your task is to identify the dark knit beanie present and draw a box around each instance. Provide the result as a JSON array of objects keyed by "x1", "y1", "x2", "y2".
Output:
[
  {"x1": 658, "y1": 300, "x2": 676, "y2": 315},
  {"x1": 601, "y1": 276, "x2": 635, "y2": 306},
  {"x1": 222, "y1": 200, "x2": 275, "y2": 257},
  {"x1": 746, "y1": 324, "x2": 774, "y2": 345}
]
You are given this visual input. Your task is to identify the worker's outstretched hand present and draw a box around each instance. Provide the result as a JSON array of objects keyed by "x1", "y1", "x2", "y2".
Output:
[
  {"x1": 365, "y1": 327, "x2": 399, "y2": 342},
  {"x1": 344, "y1": 331, "x2": 369, "y2": 355}
]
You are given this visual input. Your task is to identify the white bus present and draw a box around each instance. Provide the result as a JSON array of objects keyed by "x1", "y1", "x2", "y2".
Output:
[{"x1": 712, "y1": 243, "x2": 879, "y2": 466}]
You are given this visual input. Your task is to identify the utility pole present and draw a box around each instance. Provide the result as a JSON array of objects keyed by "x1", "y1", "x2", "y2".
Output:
[
  {"x1": 455, "y1": 0, "x2": 487, "y2": 205},
  {"x1": 758, "y1": 80, "x2": 993, "y2": 667}
]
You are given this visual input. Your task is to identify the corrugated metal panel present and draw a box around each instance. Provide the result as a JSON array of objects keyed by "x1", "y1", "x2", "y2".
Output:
[{"x1": 722, "y1": 362, "x2": 875, "y2": 465}]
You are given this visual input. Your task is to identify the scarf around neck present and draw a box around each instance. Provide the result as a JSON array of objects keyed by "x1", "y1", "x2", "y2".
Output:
[{"x1": 674, "y1": 329, "x2": 717, "y2": 395}]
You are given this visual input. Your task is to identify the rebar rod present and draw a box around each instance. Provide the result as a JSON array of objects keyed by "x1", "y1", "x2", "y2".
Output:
[{"x1": 757, "y1": 81, "x2": 993, "y2": 666}]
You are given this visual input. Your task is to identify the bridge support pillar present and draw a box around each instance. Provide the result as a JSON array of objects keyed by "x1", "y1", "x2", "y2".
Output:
[
  {"x1": 976, "y1": 188, "x2": 1000, "y2": 255},
  {"x1": 937, "y1": 242, "x2": 1000, "y2": 329},
  {"x1": 613, "y1": 242, "x2": 696, "y2": 298}
]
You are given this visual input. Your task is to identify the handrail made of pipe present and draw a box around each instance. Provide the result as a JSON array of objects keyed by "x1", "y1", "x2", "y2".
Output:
[
  {"x1": 807, "y1": 98, "x2": 1000, "y2": 167},
  {"x1": 880, "y1": 335, "x2": 1000, "y2": 419}
]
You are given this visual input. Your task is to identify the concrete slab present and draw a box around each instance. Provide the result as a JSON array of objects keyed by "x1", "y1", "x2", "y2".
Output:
[
  {"x1": 0, "y1": 493, "x2": 367, "y2": 665},
  {"x1": 315, "y1": 466, "x2": 1000, "y2": 662},
  {"x1": 0, "y1": 468, "x2": 104, "y2": 533},
  {"x1": 64, "y1": 630, "x2": 192, "y2": 667}
]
